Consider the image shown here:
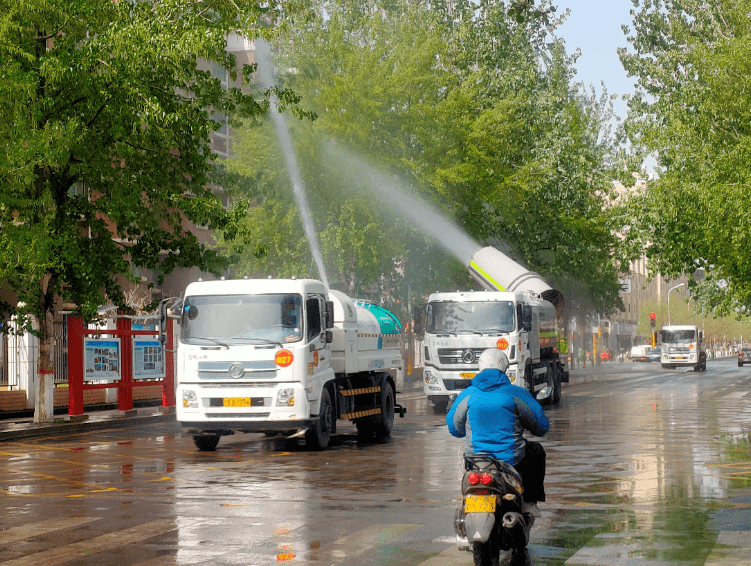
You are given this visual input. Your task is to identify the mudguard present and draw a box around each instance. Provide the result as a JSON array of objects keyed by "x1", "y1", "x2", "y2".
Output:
[{"x1": 464, "y1": 512, "x2": 495, "y2": 543}]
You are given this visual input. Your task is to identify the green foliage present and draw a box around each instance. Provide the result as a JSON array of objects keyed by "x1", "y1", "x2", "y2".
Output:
[
  {"x1": 0, "y1": 0, "x2": 305, "y2": 331},
  {"x1": 226, "y1": 0, "x2": 627, "y2": 321},
  {"x1": 620, "y1": 0, "x2": 751, "y2": 316}
]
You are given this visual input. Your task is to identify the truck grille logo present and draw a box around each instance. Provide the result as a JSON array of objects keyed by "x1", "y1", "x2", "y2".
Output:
[
  {"x1": 462, "y1": 349, "x2": 476, "y2": 364},
  {"x1": 228, "y1": 363, "x2": 245, "y2": 378}
]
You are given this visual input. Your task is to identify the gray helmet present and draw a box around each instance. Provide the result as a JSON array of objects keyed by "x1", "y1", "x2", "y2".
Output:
[{"x1": 478, "y1": 349, "x2": 509, "y2": 373}]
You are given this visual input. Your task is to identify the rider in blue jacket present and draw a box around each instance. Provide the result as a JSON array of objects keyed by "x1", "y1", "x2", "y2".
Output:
[{"x1": 447, "y1": 348, "x2": 549, "y2": 514}]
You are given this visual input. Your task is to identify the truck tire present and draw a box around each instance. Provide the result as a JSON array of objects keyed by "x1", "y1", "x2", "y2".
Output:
[
  {"x1": 553, "y1": 367, "x2": 562, "y2": 404},
  {"x1": 432, "y1": 397, "x2": 449, "y2": 414},
  {"x1": 193, "y1": 435, "x2": 220, "y2": 452},
  {"x1": 524, "y1": 364, "x2": 534, "y2": 396},
  {"x1": 373, "y1": 381, "x2": 395, "y2": 439},
  {"x1": 305, "y1": 388, "x2": 333, "y2": 450}
]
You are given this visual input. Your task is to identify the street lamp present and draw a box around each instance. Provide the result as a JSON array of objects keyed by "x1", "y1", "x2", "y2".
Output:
[{"x1": 668, "y1": 283, "x2": 685, "y2": 325}]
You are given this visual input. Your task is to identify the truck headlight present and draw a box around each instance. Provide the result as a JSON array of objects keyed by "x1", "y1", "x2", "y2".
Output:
[
  {"x1": 182, "y1": 390, "x2": 198, "y2": 408},
  {"x1": 424, "y1": 370, "x2": 438, "y2": 385},
  {"x1": 276, "y1": 388, "x2": 295, "y2": 407}
]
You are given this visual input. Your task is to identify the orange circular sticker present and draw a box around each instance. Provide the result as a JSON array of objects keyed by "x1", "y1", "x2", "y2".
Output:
[
  {"x1": 497, "y1": 338, "x2": 509, "y2": 350},
  {"x1": 275, "y1": 349, "x2": 294, "y2": 367}
]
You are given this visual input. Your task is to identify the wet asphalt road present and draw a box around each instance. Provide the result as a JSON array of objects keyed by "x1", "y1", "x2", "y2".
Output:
[{"x1": 1, "y1": 358, "x2": 750, "y2": 566}]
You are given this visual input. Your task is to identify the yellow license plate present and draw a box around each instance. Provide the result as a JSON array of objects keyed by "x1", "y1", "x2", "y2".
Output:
[
  {"x1": 464, "y1": 495, "x2": 496, "y2": 513},
  {"x1": 675, "y1": 356, "x2": 684, "y2": 360},
  {"x1": 460, "y1": 372, "x2": 477, "y2": 379},
  {"x1": 223, "y1": 398, "x2": 251, "y2": 407}
]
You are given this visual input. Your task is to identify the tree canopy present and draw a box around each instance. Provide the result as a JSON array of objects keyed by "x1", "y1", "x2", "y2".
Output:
[
  {"x1": 0, "y1": 0, "x2": 307, "y2": 419},
  {"x1": 0, "y1": 0, "x2": 307, "y2": 327},
  {"x1": 619, "y1": 0, "x2": 751, "y2": 316},
  {"x1": 226, "y1": 0, "x2": 627, "y2": 321}
]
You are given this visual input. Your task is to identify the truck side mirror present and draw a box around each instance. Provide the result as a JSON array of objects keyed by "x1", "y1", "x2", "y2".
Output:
[
  {"x1": 699, "y1": 331, "x2": 703, "y2": 341},
  {"x1": 325, "y1": 301, "x2": 335, "y2": 329},
  {"x1": 413, "y1": 304, "x2": 425, "y2": 336},
  {"x1": 325, "y1": 330, "x2": 333, "y2": 344}
]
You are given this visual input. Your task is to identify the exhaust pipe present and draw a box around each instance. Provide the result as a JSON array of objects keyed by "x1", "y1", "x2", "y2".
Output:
[
  {"x1": 501, "y1": 511, "x2": 529, "y2": 548},
  {"x1": 468, "y1": 246, "x2": 564, "y2": 318}
]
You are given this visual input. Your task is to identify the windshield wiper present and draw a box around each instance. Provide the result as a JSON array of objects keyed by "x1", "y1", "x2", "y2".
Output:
[
  {"x1": 191, "y1": 337, "x2": 229, "y2": 349},
  {"x1": 477, "y1": 328, "x2": 509, "y2": 335},
  {"x1": 454, "y1": 329, "x2": 484, "y2": 335},
  {"x1": 231, "y1": 336, "x2": 283, "y2": 348}
]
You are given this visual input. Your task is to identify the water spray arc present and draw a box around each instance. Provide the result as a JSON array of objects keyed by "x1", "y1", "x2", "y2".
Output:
[{"x1": 255, "y1": 40, "x2": 329, "y2": 288}]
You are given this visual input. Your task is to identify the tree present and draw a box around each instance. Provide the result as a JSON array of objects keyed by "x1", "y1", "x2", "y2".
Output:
[
  {"x1": 226, "y1": 0, "x2": 627, "y2": 322},
  {"x1": 619, "y1": 0, "x2": 751, "y2": 316},
  {"x1": 0, "y1": 0, "x2": 306, "y2": 421}
]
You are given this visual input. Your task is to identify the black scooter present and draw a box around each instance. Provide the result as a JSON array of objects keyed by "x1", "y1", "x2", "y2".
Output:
[{"x1": 454, "y1": 453, "x2": 534, "y2": 566}]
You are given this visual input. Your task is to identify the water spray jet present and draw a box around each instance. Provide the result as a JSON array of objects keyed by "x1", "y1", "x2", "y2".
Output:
[{"x1": 255, "y1": 39, "x2": 329, "y2": 288}]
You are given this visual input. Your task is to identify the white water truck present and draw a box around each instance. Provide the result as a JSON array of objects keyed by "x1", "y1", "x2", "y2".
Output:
[
  {"x1": 414, "y1": 246, "x2": 568, "y2": 412},
  {"x1": 175, "y1": 278, "x2": 406, "y2": 450}
]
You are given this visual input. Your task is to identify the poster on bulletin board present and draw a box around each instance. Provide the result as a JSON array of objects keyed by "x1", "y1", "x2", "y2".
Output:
[
  {"x1": 132, "y1": 339, "x2": 165, "y2": 379},
  {"x1": 84, "y1": 338, "x2": 121, "y2": 382}
]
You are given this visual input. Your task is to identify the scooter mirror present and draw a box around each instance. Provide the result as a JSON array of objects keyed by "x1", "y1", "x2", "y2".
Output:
[{"x1": 536, "y1": 386, "x2": 552, "y2": 401}]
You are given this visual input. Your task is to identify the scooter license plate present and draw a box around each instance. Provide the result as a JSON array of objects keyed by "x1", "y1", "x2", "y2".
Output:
[{"x1": 465, "y1": 495, "x2": 496, "y2": 513}]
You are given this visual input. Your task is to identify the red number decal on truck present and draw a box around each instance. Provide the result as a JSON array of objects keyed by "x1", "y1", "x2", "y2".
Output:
[{"x1": 275, "y1": 349, "x2": 294, "y2": 367}]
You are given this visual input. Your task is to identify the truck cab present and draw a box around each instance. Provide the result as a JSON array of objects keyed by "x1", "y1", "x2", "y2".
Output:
[
  {"x1": 659, "y1": 325, "x2": 707, "y2": 371},
  {"x1": 176, "y1": 278, "x2": 405, "y2": 451},
  {"x1": 415, "y1": 290, "x2": 561, "y2": 413}
]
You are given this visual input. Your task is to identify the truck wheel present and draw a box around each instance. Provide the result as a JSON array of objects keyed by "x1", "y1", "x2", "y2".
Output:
[
  {"x1": 305, "y1": 388, "x2": 333, "y2": 450},
  {"x1": 193, "y1": 435, "x2": 220, "y2": 452},
  {"x1": 524, "y1": 365, "x2": 534, "y2": 396},
  {"x1": 553, "y1": 368, "x2": 562, "y2": 404},
  {"x1": 373, "y1": 381, "x2": 395, "y2": 439},
  {"x1": 432, "y1": 398, "x2": 449, "y2": 414}
]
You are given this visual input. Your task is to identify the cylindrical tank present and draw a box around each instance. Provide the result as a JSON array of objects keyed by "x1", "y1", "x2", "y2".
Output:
[
  {"x1": 468, "y1": 246, "x2": 565, "y2": 318},
  {"x1": 354, "y1": 301, "x2": 402, "y2": 334}
]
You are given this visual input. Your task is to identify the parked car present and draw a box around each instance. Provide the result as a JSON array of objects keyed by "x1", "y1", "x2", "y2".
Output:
[
  {"x1": 630, "y1": 345, "x2": 652, "y2": 362},
  {"x1": 646, "y1": 347, "x2": 662, "y2": 362},
  {"x1": 738, "y1": 347, "x2": 751, "y2": 367}
]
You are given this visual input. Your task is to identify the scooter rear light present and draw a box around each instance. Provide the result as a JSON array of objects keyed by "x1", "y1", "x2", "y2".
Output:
[
  {"x1": 480, "y1": 473, "x2": 493, "y2": 485},
  {"x1": 468, "y1": 472, "x2": 480, "y2": 485}
]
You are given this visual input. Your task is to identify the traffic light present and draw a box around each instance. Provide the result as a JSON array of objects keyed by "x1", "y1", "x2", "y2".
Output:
[{"x1": 650, "y1": 312, "x2": 656, "y2": 329}]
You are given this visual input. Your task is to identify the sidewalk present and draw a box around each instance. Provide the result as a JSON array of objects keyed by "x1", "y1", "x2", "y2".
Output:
[{"x1": 0, "y1": 404, "x2": 176, "y2": 442}]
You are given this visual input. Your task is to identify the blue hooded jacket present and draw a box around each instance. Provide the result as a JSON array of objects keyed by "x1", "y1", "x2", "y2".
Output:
[{"x1": 446, "y1": 368, "x2": 549, "y2": 465}]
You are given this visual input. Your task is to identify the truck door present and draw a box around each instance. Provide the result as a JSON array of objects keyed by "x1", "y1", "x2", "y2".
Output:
[{"x1": 306, "y1": 296, "x2": 332, "y2": 393}]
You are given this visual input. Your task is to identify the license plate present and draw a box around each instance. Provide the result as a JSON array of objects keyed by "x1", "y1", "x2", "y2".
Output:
[
  {"x1": 223, "y1": 397, "x2": 251, "y2": 407},
  {"x1": 460, "y1": 372, "x2": 477, "y2": 379},
  {"x1": 464, "y1": 495, "x2": 496, "y2": 513},
  {"x1": 675, "y1": 356, "x2": 684, "y2": 360}
]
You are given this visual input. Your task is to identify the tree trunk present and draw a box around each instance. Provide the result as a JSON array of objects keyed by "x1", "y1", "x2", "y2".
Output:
[{"x1": 34, "y1": 310, "x2": 55, "y2": 423}]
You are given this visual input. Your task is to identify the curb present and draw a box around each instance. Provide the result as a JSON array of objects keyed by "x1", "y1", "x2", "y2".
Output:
[{"x1": 0, "y1": 409, "x2": 177, "y2": 443}]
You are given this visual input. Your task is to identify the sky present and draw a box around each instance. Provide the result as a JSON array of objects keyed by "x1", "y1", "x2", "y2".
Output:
[
  {"x1": 555, "y1": 0, "x2": 637, "y2": 121},
  {"x1": 554, "y1": 1, "x2": 657, "y2": 174}
]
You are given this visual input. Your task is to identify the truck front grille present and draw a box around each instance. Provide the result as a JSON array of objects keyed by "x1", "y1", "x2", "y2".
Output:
[
  {"x1": 437, "y1": 348, "x2": 485, "y2": 365},
  {"x1": 443, "y1": 379, "x2": 473, "y2": 391},
  {"x1": 198, "y1": 360, "x2": 277, "y2": 380}
]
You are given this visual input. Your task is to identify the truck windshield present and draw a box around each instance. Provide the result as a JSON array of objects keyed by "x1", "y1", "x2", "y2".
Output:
[
  {"x1": 181, "y1": 294, "x2": 303, "y2": 345},
  {"x1": 426, "y1": 301, "x2": 515, "y2": 334},
  {"x1": 660, "y1": 329, "x2": 696, "y2": 343}
]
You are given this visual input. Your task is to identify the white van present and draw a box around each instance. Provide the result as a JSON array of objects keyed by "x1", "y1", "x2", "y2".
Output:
[{"x1": 630, "y1": 345, "x2": 651, "y2": 362}]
